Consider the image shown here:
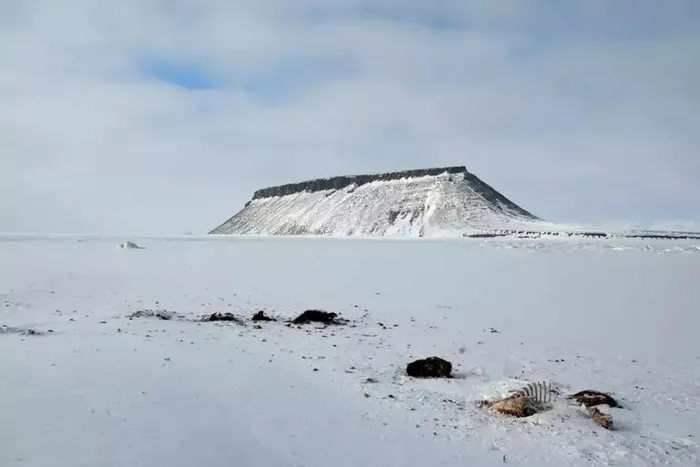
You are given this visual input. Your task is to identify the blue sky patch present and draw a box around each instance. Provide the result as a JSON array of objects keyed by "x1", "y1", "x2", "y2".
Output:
[
  {"x1": 137, "y1": 55, "x2": 355, "y2": 102},
  {"x1": 141, "y1": 59, "x2": 222, "y2": 90}
]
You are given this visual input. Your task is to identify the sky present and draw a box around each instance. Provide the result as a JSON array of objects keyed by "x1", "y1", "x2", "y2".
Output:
[{"x1": 1, "y1": 0, "x2": 699, "y2": 234}]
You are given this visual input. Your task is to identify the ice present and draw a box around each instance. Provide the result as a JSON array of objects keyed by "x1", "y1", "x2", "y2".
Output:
[{"x1": 1, "y1": 234, "x2": 699, "y2": 466}]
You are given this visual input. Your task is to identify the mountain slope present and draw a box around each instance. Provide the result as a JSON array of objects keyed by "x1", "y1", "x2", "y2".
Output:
[{"x1": 210, "y1": 167, "x2": 545, "y2": 237}]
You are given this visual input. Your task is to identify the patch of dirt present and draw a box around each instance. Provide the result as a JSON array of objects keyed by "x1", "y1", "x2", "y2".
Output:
[
  {"x1": 127, "y1": 309, "x2": 178, "y2": 320},
  {"x1": 202, "y1": 312, "x2": 245, "y2": 324}
]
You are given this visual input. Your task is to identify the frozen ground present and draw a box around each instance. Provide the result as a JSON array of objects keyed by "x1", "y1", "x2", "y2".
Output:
[{"x1": 1, "y1": 235, "x2": 699, "y2": 466}]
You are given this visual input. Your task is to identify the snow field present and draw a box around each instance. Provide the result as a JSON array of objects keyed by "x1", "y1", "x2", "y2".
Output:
[{"x1": 1, "y1": 235, "x2": 699, "y2": 466}]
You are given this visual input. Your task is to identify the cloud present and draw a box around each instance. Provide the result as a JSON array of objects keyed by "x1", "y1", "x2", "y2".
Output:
[{"x1": 1, "y1": 0, "x2": 699, "y2": 233}]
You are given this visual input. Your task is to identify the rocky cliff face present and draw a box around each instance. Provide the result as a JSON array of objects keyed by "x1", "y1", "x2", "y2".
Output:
[
  {"x1": 250, "y1": 167, "x2": 467, "y2": 200},
  {"x1": 209, "y1": 166, "x2": 544, "y2": 237}
]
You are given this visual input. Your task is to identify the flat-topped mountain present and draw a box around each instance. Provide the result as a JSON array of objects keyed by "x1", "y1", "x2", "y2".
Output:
[{"x1": 209, "y1": 166, "x2": 549, "y2": 237}]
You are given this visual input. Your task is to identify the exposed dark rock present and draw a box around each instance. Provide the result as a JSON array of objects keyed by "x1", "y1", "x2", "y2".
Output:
[
  {"x1": 292, "y1": 310, "x2": 344, "y2": 325},
  {"x1": 128, "y1": 309, "x2": 176, "y2": 320},
  {"x1": 120, "y1": 241, "x2": 145, "y2": 249},
  {"x1": 568, "y1": 390, "x2": 618, "y2": 408},
  {"x1": 203, "y1": 312, "x2": 245, "y2": 324},
  {"x1": 465, "y1": 229, "x2": 700, "y2": 240},
  {"x1": 406, "y1": 356, "x2": 453, "y2": 378},
  {"x1": 251, "y1": 310, "x2": 276, "y2": 322},
  {"x1": 251, "y1": 167, "x2": 468, "y2": 200}
]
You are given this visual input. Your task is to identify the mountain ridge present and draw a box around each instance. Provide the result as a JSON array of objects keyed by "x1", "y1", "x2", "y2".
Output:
[
  {"x1": 209, "y1": 167, "x2": 700, "y2": 239},
  {"x1": 251, "y1": 166, "x2": 467, "y2": 200},
  {"x1": 209, "y1": 166, "x2": 544, "y2": 236}
]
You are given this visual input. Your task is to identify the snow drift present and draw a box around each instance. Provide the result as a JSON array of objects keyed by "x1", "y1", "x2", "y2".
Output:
[{"x1": 209, "y1": 167, "x2": 545, "y2": 237}]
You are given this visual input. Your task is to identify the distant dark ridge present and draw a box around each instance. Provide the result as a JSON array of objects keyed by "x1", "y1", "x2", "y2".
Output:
[
  {"x1": 252, "y1": 166, "x2": 467, "y2": 200},
  {"x1": 465, "y1": 230, "x2": 700, "y2": 240}
]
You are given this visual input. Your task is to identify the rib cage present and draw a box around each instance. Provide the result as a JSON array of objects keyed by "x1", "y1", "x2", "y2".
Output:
[{"x1": 508, "y1": 380, "x2": 559, "y2": 405}]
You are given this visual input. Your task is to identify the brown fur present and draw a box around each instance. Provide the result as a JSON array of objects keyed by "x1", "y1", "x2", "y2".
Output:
[
  {"x1": 479, "y1": 385, "x2": 618, "y2": 430},
  {"x1": 479, "y1": 395, "x2": 540, "y2": 418},
  {"x1": 568, "y1": 390, "x2": 618, "y2": 408},
  {"x1": 585, "y1": 406, "x2": 614, "y2": 430}
]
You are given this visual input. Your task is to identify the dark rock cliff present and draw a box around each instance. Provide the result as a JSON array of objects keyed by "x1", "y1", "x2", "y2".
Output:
[{"x1": 251, "y1": 167, "x2": 467, "y2": 200}]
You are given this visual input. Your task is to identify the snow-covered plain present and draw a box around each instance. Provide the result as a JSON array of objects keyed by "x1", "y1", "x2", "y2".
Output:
[{"x1": 1, "y1": 234, "x2": 699, "y2": 466}]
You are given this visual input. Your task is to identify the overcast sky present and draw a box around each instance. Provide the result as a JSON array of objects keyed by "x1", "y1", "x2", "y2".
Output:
[{"x1": 2, "y1": 1, "x2": 699, "y2": 234}]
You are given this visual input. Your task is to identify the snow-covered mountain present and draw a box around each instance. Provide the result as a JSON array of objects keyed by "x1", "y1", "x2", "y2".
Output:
[{"x1": 210, "y1": 167, "x2": 551, "y2": 237}]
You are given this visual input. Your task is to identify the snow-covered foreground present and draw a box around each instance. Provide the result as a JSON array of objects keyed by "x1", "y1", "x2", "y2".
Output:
[{"x1": 1, "y1": 235, "x2": 699, "y2": 466}]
